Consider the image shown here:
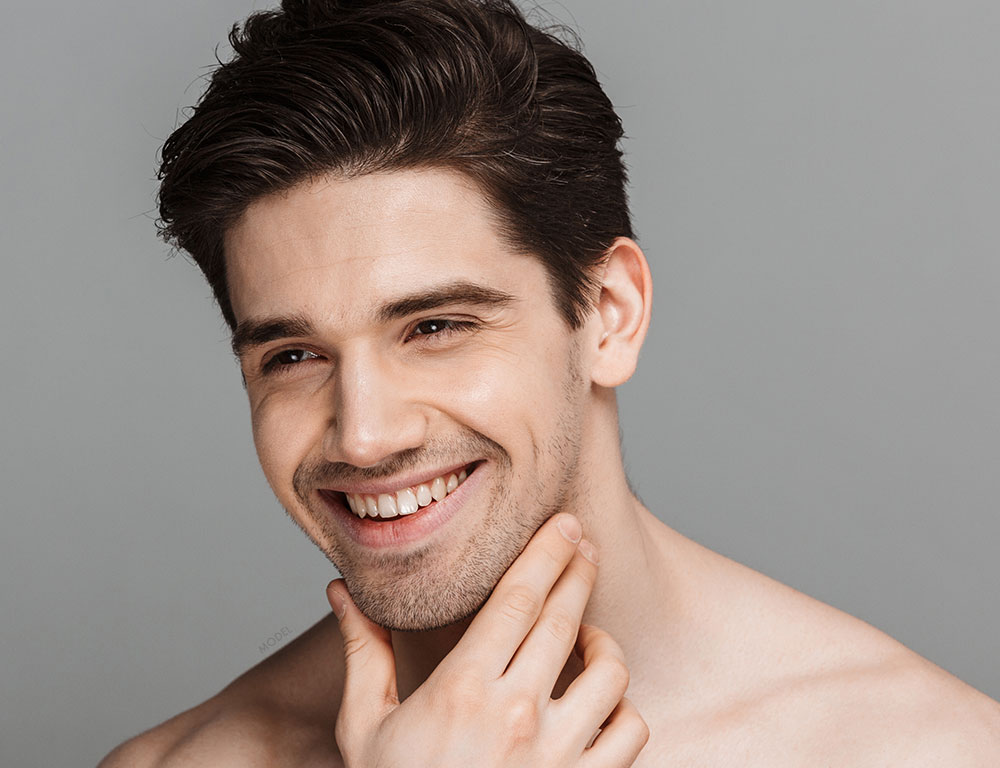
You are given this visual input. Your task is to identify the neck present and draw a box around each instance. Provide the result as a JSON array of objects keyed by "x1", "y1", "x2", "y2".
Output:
[{"x1": 391, "y1": 399, "x2": 689, "y2": 701}]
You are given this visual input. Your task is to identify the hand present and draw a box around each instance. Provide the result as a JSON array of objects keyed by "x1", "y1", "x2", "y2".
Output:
[{"x1": 325, "y1": 513, "x2": 649, "y2": 767}]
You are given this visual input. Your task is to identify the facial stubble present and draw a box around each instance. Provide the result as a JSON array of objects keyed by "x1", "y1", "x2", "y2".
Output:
[{"x1": 289, "y1": 347, "x2": 588, "y2": 632}]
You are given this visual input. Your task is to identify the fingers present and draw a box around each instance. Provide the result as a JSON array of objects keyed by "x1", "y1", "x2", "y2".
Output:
[
  {"x1": 579, "y1": 697, "x2": 650, "y2": 768},
  {"x1": 326, "y1": 579, "x2": 398, "y2": 725},
  {"x1": 503, "y1": 539, "x2": 598, "y2": 694},
  {"x1": 453, "y1": 513, "x2": 585, "y2": 679},
  {"x1": 553, "y1": 624, "x2": 632, "y2": 750},
  {"x1": 573, "y1": 623, "x2": 627, "y2": 673}
]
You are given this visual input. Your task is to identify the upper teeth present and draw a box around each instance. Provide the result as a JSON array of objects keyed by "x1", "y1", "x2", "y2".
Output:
[{"x1": 344, "y1": 467, "x2": 469, "y2": 520}]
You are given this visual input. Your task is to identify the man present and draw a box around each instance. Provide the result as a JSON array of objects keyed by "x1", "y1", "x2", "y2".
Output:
[{"x1": 101, "y1": 0, "x2": 1000, "y2": 765}]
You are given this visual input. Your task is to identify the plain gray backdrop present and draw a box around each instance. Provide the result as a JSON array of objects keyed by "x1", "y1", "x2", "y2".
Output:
[{"x1": 2, "y1": 1, "x2": 997, "y2": 766}]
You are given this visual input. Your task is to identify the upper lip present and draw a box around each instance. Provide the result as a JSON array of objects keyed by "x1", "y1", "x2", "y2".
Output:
[{"x1": 321, "y1": 460, "x2": 479, "y2": 497}]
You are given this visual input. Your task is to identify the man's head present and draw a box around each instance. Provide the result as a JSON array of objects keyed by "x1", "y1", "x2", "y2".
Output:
[
  {"x1": 158, "y1": 0, "x2": 651, "y2": 631},
  {"x1": 157, "y1": 0, "x2": 632, "y2": 332}
]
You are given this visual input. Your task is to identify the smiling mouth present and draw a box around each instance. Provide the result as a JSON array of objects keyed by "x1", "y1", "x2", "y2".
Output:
[{"x1": 321, "y1": 461, "x2": 482, "y2": 521}]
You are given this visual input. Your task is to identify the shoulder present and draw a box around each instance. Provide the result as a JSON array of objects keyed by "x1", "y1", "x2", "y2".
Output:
[
  {"x1": 100, "y1": 701, "x2": 342, "y2": 768},
  {"x1": 813, "y1": 655, "x2": 1000, "y2": 765},
  {"x1": 96, "y1": 702, "x2": 279, "y2": 768},
  {"x1": 688, "y1": 551, "x2": 1000, "y2": 765},
  {"x1": 98, "y1": 700, "x2": 343, "y2": 767},
  {"x1": 98, "y1": 612, "x2": 346, "y2": 768},
  {"x1": 747, "y1": 623, "x2": 1000, "y2": 766},
  {"x1": 698, "y1": 636, "x2": 1000, "y2": 767}
]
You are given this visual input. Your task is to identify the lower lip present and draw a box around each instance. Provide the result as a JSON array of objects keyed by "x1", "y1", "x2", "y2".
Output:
[{"x1": 320, "y1": 462, "x2": 486, "y2": 550}]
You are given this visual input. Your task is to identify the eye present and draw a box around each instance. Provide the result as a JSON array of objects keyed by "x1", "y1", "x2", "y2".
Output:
[
  {"x1": 262, "y1": 348, "x2": 320, "y2": 373},
  {"x1": 407, "y1": 318, "x2": 479, "y2": 341},
  {"x1": 412, "y1": 319, "x2": 451, "y2": 336}
]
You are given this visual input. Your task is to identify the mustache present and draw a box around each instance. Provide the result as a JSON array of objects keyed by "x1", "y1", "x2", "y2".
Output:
[{"x1": 292, "y1": 432, "x2": 508, "y2": 502}]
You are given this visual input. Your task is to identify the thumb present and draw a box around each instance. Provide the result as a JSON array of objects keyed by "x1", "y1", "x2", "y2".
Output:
[{"x1": 326, "y1": 579, "x2": 399, "y2": 718}]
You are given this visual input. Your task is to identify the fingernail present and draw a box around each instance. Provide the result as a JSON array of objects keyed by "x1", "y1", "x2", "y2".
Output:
[
  {"x1": 578, "y1": 538, "x2": 600, "y2": 564},
  {"x1": 328, "y1": 585, "x2": 347, "y2": 619},
  {"x1": 556, "y1": 514, "x2": 582, "y2": 543}
]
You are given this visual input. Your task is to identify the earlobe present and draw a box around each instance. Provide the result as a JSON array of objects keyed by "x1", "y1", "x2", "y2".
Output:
[{"x1": 589, "y1": 237, "x2": 653, "y2": 388}]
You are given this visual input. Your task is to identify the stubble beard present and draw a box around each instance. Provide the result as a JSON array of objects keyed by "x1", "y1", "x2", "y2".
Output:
[
  {"x1": 289, "y1": 348, "x2": 588, "y2": 632},
  {"x1": 300, "y1": 427, "x2": 582, "y2": 632}
]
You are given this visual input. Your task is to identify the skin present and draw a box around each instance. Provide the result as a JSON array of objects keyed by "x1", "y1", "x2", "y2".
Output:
[
  {"x1": 100, "y1": 168, "x2": 1000, "y2": 767},
  {"x1": 232, "y1": 167, "x2": 597, "y2": 633}
]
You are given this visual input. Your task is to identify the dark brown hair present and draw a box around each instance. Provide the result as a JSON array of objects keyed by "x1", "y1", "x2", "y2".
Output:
[{"x1": 157, "y1": 0, "x2": 633, "y2": 330}]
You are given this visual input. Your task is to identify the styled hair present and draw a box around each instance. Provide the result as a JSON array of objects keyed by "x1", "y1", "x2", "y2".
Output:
[{"x1": 157, "y1": 0, "x2": 633, "y2": 330}]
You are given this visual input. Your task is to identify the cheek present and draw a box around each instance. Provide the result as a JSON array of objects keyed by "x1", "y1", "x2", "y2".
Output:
[
  {"x1": 251, "y1": 395, "x2": 326, "y2": 499},
  {"x1": 431, "y1": 335, "x2": 571, "y2": 444}
]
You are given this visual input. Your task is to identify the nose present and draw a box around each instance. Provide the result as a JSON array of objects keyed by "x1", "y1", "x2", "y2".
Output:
[{"x1": 322, "y1": 350, "x2": 428, "y2": 468}]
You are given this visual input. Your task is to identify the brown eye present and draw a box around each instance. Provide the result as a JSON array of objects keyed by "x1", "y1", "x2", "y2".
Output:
[
  {"x1": 263, "y1": 348, "x2": 319, "y2": 373},
  {"x1": 408, "y1": 319, "x2": 481, "y2": 341},
  {"x1": 275, "y1": 349, "x2": 315, "y2": 364},
  {"x1": 413, "y1": 319, "x2": 451, "y2": 335}
]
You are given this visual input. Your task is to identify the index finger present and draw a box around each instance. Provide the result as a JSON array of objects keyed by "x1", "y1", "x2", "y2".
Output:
[{"x1": 447, "y1": 513, "x2": 586, "y2": 679}]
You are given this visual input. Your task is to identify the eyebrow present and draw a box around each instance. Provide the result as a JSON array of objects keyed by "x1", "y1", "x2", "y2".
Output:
[
  {"x1": 231, "y1": 280, "x2": 518, "y2": 358},
  {"x1": 374, "y1": 281, "x2": 517, "y2": 324},
  {"x1": 231, "y1": 314, "x2": 314, "y2": 359}
]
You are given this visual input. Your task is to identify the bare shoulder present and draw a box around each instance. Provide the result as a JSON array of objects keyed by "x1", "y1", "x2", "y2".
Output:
[
  {"x1": 745, "y1": 581, "x2": 1000, "y2": 765},
  {"x1": 681, "y1": 623, "x2": 1000, "y2": 767},
  {"x1": 97, "y1": 702, "x2": 322, "y2": 768},
  {"x1": 664, "y1": 544, "x2": 1000, "y2": 767},
  {"x1": 768, "y1": 585, "x2": 1000, "y2": 764},
  {"x1": 803, "y1": 652, "x2": 1000, "y2": 765},
  {"x1": 98, "y1": 612, "x2": 346, "y2": 768}
]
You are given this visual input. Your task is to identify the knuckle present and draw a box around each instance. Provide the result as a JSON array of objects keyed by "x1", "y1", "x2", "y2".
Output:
[
  {"x1": 503, "y1": 692, "x2": 542, "y2": 744},
  {"x1": 625, "y1": 703, "x2": 651, "y2": 746},
  {"x1": 576, "y1": 622, "x2": 597, "y2": 644},
  {"x1": 579, "y1": 622, "x2": 606, "y2": 643},
  {"x1": 637, "y1": 716, "x2": 651, "y2": 745},
  {"x1": 499, "y1": 584, "x2": 542, "y2": 623},
  {"x1": 594, "y1": 628, "x2": 626, "y2": 657},
  {"x1": 601, "y1": 657, "x2": 631, "y2": 693},
  {"x1": 542, "y1": 608, "x2": 578, "y2": 644}
]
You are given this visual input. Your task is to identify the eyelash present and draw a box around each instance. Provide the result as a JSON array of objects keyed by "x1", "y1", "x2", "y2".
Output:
[
  {"x1": 259, "y1": 318, "x2": 480, "y2": 375},
  {"x1": 405, "y1": 318, "x2": 479, "y2": 342}
]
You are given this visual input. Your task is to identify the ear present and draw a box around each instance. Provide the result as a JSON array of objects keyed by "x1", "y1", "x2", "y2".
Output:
[{"x1": 588, "y1": 237, "x2": 653, "y2": 388}]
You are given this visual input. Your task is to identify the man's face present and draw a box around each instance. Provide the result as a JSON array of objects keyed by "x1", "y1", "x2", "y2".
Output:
[{"x1": 225, "y1": 168, "x2": 592, "y2": 631}]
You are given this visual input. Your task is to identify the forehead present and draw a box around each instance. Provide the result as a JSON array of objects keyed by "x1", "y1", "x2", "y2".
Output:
[{"x1": 224, "y1": 168, "x2": 533, "y2": 325}]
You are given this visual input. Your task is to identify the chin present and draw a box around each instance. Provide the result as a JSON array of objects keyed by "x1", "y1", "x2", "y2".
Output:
[
  {"x1": 346, "y1": 570, "x2": 495, "y2": 632},
  {"x1": 333, "y1": 537, "x2": 516, "y2": 631}
]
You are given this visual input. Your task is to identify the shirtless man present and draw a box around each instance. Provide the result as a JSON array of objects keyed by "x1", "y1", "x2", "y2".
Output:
[{"x1": 100, "y1": 1, "x2": 1000, "y2": 765}]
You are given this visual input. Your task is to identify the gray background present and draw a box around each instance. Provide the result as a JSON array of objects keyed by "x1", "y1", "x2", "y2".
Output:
[{"x1": 1, "y1": 1, "x2": 997, "y2": 765}]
